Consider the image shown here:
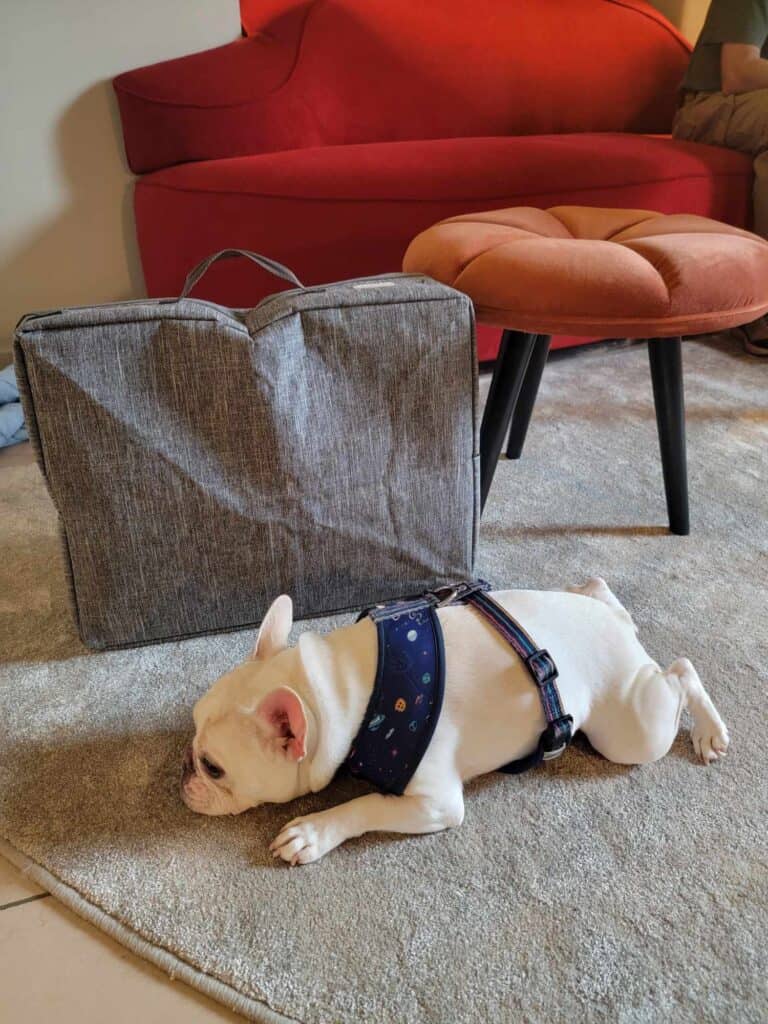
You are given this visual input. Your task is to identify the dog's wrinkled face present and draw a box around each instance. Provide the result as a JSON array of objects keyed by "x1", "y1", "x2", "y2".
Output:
[{"x1": 181, "y1": 595, "x2": 309, "y2": 816}]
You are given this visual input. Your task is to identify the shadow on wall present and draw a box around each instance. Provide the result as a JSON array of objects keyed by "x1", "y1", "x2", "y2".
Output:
[
  {"x1": 649, "y1": 0, "x2": 706, "y2": 42},
  {"x1": 654, "y1": 0, "x2": 687, "y2": 29},
  {"x1": 0, "y1": 80, "x2": 142, "y2": 358}
]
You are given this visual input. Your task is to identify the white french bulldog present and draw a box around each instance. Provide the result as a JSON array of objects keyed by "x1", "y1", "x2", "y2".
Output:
[{"x1": 181, "y1": 578, "x2": 729, "y2": 865}]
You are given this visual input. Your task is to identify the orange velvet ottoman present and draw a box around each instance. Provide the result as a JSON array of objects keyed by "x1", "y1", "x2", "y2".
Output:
[{"x1": 404, "y1": 206, "x2": 768, "y2": 534}]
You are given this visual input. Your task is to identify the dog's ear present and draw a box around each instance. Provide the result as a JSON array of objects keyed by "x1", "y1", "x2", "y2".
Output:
[
  {"x1": 250, "y1": 595, "x2": 293, "y2": 661},
  {"x1": 254, "y1": 686, "x2": 307, "y2": 761}
]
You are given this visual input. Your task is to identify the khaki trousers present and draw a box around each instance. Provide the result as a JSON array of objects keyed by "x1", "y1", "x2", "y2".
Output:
[{"x1": 673, "y1": 89, "x2": 768, "y2": 238}]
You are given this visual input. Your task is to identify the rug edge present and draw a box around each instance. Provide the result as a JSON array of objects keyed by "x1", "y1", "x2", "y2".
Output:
[{"x1": 0, "y1": 836, "x2": 303, "y2": 1024}]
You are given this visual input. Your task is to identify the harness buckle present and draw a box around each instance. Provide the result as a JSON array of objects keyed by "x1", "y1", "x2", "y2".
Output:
[
  {"x1": 541, "y1": 716, "x2": 574, "y2": 761},
  {"x1": 432, "y1": 579, "x2": 490, "y2": 607},
  {"x1": 524, "y1": 648, "x2": 558, "y2": 687},
  {"x1": 542, "y1": 742, "x2": 568, "y2": 761}
]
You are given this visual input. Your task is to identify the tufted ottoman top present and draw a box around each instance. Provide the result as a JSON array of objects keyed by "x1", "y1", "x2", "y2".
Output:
[{"x1": 403, "y1": 206, "x2": 768, "y2": 337}]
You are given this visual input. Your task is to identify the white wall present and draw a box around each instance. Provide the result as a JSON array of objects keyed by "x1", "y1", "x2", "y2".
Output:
[
  {"x1": 650, "y1": 0, "x2": 709, "y2": 42},
  {"x1": 0, "y1": 1, "x2": 239, "y2": 361},
  {"x1": 0, "y1": 0, "x2": 713, "y2": 366}
]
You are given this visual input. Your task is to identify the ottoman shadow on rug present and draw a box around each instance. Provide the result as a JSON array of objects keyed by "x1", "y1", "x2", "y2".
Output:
[{"x1": 1, "y1": 339, "x2": 766, "y2": 1023}]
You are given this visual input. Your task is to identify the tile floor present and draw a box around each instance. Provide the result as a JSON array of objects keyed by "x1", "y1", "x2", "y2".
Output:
[
  {"x1": 0, "y1": 855, "x2": 243, "y2": 1022},
  {"x1": 0, "y1": 441, "x2": 242, "y2": 1022}
]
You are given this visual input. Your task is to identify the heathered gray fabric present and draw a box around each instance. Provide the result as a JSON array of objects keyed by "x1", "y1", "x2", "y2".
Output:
[
  {"x1": 1, "y1": 337, "x2": 766, "y2": 1023},
  {"x1": 14, "y1": 273, "x2": 478, "y2": 650}
]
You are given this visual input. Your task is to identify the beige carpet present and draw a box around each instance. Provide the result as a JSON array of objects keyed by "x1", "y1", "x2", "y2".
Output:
[{"x1": 0, "y1": 337, "x2": 766, "y2": 1023}]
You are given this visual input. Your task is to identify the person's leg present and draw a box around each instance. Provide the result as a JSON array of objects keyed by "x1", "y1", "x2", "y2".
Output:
[
  {"x1": 721, "y1": 91, "x2": 768, "y2": 353},
  {"x1": 752, "y1": 151, "x2": 768, "y2": 238},
  {"x1": 720, "y1": 88, "x2": 768, "y2": 165},
  {"x1": 675, "y1": 89, "x2": 768, "y2": 355},
  {"x1": 672, "y1": 91, "x2": 735, "y2": 147},
  {"x1": 737, "y1": 150, "x2": 768, "y2": 354}
]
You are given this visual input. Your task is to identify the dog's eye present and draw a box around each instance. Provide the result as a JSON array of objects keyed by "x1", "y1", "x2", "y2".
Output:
[{"x1": 201, "y1": 756, "x2": 224, "y2": 780}]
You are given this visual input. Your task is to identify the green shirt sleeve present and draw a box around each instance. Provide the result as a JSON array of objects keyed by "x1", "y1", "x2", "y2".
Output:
[
  {"x1": 700, "y1": 0, "x2": 768, "y2": 47},
  {"x1": 683, "y1": 0, "x2": 768, "y2": 92}
]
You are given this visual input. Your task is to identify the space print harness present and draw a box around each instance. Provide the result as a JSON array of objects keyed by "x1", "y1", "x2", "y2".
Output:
[{"x1": 345, "y1": 580, "x2": 573, "y2": 795}]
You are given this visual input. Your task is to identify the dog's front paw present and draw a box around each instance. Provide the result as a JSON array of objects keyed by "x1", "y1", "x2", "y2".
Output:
[
  {"x1": 269, "y1": 813, "x2": 342, "y2": 866},
  {"x1": 692, "y1": 720, "x2": 730, "y2": 764}
]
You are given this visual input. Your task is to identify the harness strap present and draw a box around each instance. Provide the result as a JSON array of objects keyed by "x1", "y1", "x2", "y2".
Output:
[
  {"x1": 356, "y1": 579, "x2": 573, "y2": 777},
  {"x1": 447, "y1": 582, "x2": 573, "y2": 773},
  {"x1": 348, "y1": 596, "x2": 446, "y2": 795}
]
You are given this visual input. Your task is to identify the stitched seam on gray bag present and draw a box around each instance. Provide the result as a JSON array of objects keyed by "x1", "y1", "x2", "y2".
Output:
[
  {"x1": 14, "y1": 337, "x2": 88, "y2": 643},
  {"x1": 18, "y1": 316, "x2": 237, "y2": 335},
  {"x1": 250, "y1": 292, "x2": 468, "y2": 326},
  {"x1": 467, "y1": 300, "x2": 480, "y2": 567}
]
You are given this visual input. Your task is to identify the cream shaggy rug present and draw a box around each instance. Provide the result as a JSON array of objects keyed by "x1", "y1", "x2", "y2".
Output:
[{"x1": 0, "y1": 337, "x2": 766, "y2": 1023}]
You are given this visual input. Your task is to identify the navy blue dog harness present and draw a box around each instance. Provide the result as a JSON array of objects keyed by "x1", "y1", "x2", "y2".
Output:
[{"x1": 346, "y1": 580, "x2": 573, "y2": 794}]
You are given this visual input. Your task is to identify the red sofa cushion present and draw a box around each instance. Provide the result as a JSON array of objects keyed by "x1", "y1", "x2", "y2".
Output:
[
  {"x1": 115, "y1": 0, "x2": 690, "y2": 173},
  {"x1": 134, "y1": 133, "x2": 752, "y2": 358},
  {"x1": 142, "y1": 133, "x2": 749, "y2": 207}
]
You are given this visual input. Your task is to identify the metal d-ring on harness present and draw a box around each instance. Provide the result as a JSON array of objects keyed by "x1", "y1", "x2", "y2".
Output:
[
  {"x1": 435, "y1": 580, "x2": 574, "y2": 774},
  {"x1": 346, "y1": 579, "x2": 573, "y2": 794}
]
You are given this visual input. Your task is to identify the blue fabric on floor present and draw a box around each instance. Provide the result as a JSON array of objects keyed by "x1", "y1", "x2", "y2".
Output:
[{"x1": 0, "y1": 365, "x2": 28, "y2": 447}]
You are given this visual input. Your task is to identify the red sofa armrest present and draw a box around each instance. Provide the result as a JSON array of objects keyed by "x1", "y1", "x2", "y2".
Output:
[{"x1": 113, "y1": 34, "x2": 303, "y2": 173}]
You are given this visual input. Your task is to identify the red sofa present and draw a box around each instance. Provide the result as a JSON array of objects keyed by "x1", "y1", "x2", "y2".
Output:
[{"x1": 113, "y1": 0, "x2": 753, "y2": 359}]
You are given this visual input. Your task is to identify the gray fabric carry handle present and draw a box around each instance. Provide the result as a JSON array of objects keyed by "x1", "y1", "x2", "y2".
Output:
[{"x1": 181, "y1": 249, "x2": 304, "y2": 298}]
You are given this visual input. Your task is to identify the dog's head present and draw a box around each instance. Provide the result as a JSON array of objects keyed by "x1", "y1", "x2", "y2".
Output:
[{"x1": 181, "y1": 595, "x2": 310, "y2": 816}]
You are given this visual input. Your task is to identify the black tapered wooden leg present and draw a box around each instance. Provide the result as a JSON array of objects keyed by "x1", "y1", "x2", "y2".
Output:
[
  {"x1": 648, "y1": 337, "x2": 689, "y2": 535},
  {"x1": 480, "y1": 330, "x2": 538, "y2": 511},
  {"x1": 505, "y1": 334, "x2": 551, "y2": 459}
]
